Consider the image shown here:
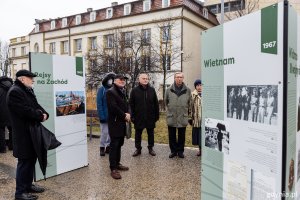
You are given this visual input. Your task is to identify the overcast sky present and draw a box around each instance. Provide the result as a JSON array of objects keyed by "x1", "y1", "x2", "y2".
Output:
[{"x1": 0, "y1": 0, "x2": 134, "y2": 42}]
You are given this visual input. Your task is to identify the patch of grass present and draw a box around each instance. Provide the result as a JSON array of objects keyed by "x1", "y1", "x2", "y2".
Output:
[{"x1": 88, "y1": 113, "x2": 195, "y2": 147}]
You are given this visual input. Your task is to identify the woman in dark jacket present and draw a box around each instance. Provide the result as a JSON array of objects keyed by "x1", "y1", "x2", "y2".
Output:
[
  {"x1": 7, "y1": 70, "x2": 48, "y2": 200},
  {"x1": 129, "y1": 73, "x2": 159, "y2": 156},
  {"x1": 0, "y1": 76, "x2": 13, "y2": 152}
]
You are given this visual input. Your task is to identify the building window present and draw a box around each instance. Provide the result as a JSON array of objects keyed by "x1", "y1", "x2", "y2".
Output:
[
  {"x1": 49, "y1": 42, "x2": 56, "y2": 54},
  {"x1": 35, "y1": 24, "x2": 39, "y2": 33},
  {"x1": 124, "y1": 4, "x2": 131, "y2": 15},
  {"x1": 75, "y1": 15, "x2": 81, "y2": 25},
  {"x1": 106, "y1": 8, "x2": 113, "y2": 19},
  {"x1": 89, "y1": 37, "x2": 97, "y2": 50},
  {"x1": 207, "y1": 0, "x2": 245, "y2": 14},
  {"x1": 203, "y1": 8, "x2": 208, "y2": 19},
  {"x1": 62, "y1": 18, "x2": 68, "y2": 28},
  {"x1": 125, "y1": 57, "x2": 132, "y2": 68},
  {"x1": 50, "y1": 20, "x2": 56, "y2": 30},
  {"x1": 124, "y1": 32, "x2": 132, "y2": 47},
  {"x1": 162, "y1": 26, "x2": 171, "y2": 42},
  {"x1": 105, "y1": 34, "x2": 114, "y2": 48},
  {"x1": 162, "y1": 54, "x2": 171, "y2": 70},
  {"x1": 12, "y1": 48, "x2": 16, "y2": 57},
  {"x1": 34, "y1": 43, "x2": 39, "y2": 53},
  {"x1": 107, "y1": 58, "x2": 114, "y2": 71},
  {"x1": 162, "y1": 0, "x2": 170, "y2": 8},
  {"x1": 142, "y1": 29, "x2": 151, "y2": 45},
  {"x1": 224, "y1": 2, "x2": 230, "y2": 12},
  {"x1": 143, "y1": 0, "x2": 151, "y2": 12},
  {"x1": 142, "y1": 56, "x2": 151, "y2": 71},
  {"x1": 90, "y1": 11, "x2": 96, "y2": 22},
  {"x1": 21, "y1": 47, "x2": 26, "y2": 56},
  {"x1": 61, "y1": 41, "x2": 69, "y2": 54},
  {"x1": 208, "y1": 5, "x2": 218, "y2": 14},
  {"x1": 75, "y1": 39, "x2": 82, "y2": 52}
]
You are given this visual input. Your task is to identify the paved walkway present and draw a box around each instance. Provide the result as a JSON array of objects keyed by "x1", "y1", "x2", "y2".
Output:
[{"x1": 0, "y1": 138, "x2": 201, "y2": 200}]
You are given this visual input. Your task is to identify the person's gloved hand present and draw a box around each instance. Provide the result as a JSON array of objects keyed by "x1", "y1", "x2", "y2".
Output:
[{"x1": 188, "y1": 119, "x2": 193, "y2": 126}]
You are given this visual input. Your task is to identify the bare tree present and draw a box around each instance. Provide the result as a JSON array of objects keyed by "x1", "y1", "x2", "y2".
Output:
[
  {"x1": 151, "y1": 17, "x2": 191, "y2": 110},
  {"x1": 225, "y1": 0, "x2": 259, "y2": 21},
  {"x1": 0, "y1": 40, "x2": 11, "y2": 77}
]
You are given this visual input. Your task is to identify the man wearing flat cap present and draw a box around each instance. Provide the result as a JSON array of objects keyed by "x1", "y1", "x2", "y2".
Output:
[
  {"x1": 106, "y1": 74, "x2": 130, "y2": 179},
  {"x1": 7, "y1": 69, "x2": 48, "y2": 200}
]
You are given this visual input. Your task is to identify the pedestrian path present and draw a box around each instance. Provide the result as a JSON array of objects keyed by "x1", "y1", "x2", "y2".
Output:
[{"x1": 0, "y1": 138, "x2": 201, "y2": 200}]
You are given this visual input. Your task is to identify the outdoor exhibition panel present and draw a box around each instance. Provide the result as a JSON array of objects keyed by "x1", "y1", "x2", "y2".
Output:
[
  {"x1": 201, "y1": 2, "x2": 299, "y2": 199},
  {"x1": 30, "y1": 53, "x2": 88, "y2": 180}
]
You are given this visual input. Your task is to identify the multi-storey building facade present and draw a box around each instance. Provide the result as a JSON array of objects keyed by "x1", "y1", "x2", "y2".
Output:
[
  {"x1": 205, "y1": 0, "x2": 300, "y2": 22},
  {"x1": 9, "y1": 0, "x2": 218, "y2": 104}
]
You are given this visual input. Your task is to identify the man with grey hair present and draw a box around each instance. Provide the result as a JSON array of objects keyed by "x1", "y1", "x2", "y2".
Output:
[
  {"x1": 7, "y1": 69, "x2": 48, "y2": 200},
  {"x1": 130, "y1": 73, "x2": 159, "y2": 157},
  {"x1": 165, "y1": 72, "x2": 191, "y2": 158}
]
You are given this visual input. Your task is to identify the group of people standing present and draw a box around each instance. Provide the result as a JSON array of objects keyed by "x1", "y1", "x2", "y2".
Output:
[
  {"x1": 97, "y1": 71, "x2": 203, "y2": 179},
  {"x1": 227, "y1": 86, "x2": 277, "y2": 125}
]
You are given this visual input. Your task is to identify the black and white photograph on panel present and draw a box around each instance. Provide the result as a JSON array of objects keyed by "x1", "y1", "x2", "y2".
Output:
[
  {"x1": 297, "y1": 149, "x2": 300, "y2": 181},
  {"x1": 227, "y1": 85, "x2": 278, "y2": 125},
  {"x1": 205, "y1": 118, "x2": 229, "y2": 155}
]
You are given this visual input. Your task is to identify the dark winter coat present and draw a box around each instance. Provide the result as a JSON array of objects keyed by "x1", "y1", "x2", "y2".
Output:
[
  {"x1": 106, "y1": 84, "x2": 129, "y2": 138},
  {"x1": 0, "y1": 76, "x2": 13, "y2": 126},
  {"x1": 129, "y1": 84, "x2": 159, "y2": 129},
  {"x1": 6, "y1": 79, "x2": 49, "y2": 159},
  {"x1": 96, "y1": 73, "x2": 115, "y2": 122}
]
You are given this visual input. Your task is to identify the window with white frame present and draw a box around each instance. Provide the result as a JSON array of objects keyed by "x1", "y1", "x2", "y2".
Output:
[
  {"x1": 106, "y1": 8, "x2": 113, "y2": 19},
  {"x1": 62, "y1": 18, "x2": 68, "y2": 28},
  {"x1": 61, "y1": 41, "x2": 69, "y2": 54},
  {"x1": 75, "y1": 39, "x2": 82, "y2": 51},
  {"x1": 125, "y1": 57, "x2": 132, "y2": 68},
  {"x1": 124, "y1": 32, "x2": 132, "y2": 47},
  {"x1": 162, "y1": 0, "x2": 170, "y2": 8},
  {"x1": 162, "y1": 54, "x2": 171, "y2": 70},
  {"x1": 142, "y1": 56, "x2": 151, "y2": 71},
  {"x1": 203, "y1": 8, "x2": 208, "y2": 19},
  {"x1": 105, "y1": 34, "x2": 114, "y2": 48},
  {"x1": 75, "y1": 15, "x2": 81, "y2": 25},
  {"x1": 142, "y1": 29, "x2": 151, "y2": 45},
  {"x1": 143, "y1": 0, "x2": 151, "y2": 12},
  {"x1": 49, "y1": 43, "x2": 56, "y2": 54},
  {"x1": 50, "y1": 20, "x2": 56, "y2": 30},
  {"x1": 162, "y1": 26, "x2": 171, "y2": 42},
  {"x1": 35, "y1": 24, "x2": 39, "y2": 32},
  {"x1": 107, "y1": 57, "x2": 114, "y2": 70},
  {"x1": 90, "y1": 37, "x2": 97, "y2": 50},
  {"x1": 12, "y1": 48, "x2": 16, "y2": 57},
  {"x1": 90, "y1": 11, "x2": 96, "y2": 22},
  {"x1": 21, "y1": 47, "x2": 26, "y2": 56},
  {"x1": 124, "y1": 4, "x2": 131, "y2": 15},
  {"x1": 34, "y1": 43, "x2": 39, "y2": 53}
]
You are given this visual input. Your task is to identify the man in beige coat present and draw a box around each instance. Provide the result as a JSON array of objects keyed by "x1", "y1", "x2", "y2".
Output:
[{"x1": 165, "y1": 72, "x2": 191, "y2": 158}]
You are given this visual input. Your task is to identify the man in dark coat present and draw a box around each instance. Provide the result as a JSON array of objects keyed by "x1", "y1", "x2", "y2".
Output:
[
  {"x1": 130, "y1": 73, "x2": 159, "y2": 157},
  {"x1": 106, "y1": 74, "x2": 130, "y2": 179},
  {"x1": 0, "y1": 76, "x2": 13, "y2": 153},
  {"x1": 7, "y1": 69, "x2": 49, "y2": 200}
]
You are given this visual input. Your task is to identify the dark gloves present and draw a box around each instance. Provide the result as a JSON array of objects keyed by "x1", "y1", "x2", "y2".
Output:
[
  {"x1": 188, "y1": 119, "x2": 193, "y2": 126},
  {"x1": 100, "y1": 119, "x2": 107, "y2": 123}
]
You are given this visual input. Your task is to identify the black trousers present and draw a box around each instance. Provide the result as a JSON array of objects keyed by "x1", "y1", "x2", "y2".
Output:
[
  {"x1": 0, "y1": 126, "x2": 5, "y2": 151},
  {"x1": 109, "y1": 136, "x2": 124, "y2": 171},
  {"x1": 134, "y1": 128, "x2": 154, "y2": 150},
  {"x1": 168, "y1": 126, "x2": 186, "y2": 153},
  {"x1": 15, "y1": 157, "x2": 37, "y2": 195}
]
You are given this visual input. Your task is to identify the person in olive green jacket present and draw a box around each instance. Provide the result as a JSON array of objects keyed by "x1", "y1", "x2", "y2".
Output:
[{"x1": 165, "y1": 72, "x2": 191, "y2": 158}]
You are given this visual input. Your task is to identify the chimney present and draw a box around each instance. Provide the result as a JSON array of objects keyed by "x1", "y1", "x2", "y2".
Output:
[
  {"x1": 87, "y1": 8, "x2": 93, "y2": 12},
  {"x1": 111, "y1": 2, "x2": 118, "y2": 6}
]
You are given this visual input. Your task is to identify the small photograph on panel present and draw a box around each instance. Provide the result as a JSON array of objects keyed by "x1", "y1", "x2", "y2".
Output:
[
  {"x1": 227, "y1": 85, "x2": 278, "y2": 125},
  {"x1": 297, "y1": 95, "x2": 300, "y2": 131},
  {"x1": 204, "y1": 118, "x2": 229, "y2": 154},
  {"x1": 288, "y1": 158, "x2": 295, "y2": 191},
  {"x1": 56, "y1": 91, "x2": 85, "y2": 116},
  {"x1": 297, "y1": 150, "x2": 300, "y2": 181}
]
